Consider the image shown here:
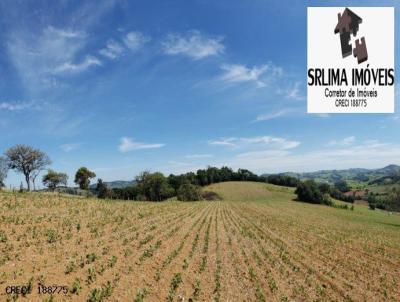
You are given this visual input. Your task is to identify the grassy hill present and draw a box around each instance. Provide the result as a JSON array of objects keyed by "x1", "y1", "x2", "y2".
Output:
[
  {"x1": 0, "y1": 183, "x2": 399, "y2": 301},
  {"x1": 204, "y1": 181, "x2": 295, "y2": 202}
]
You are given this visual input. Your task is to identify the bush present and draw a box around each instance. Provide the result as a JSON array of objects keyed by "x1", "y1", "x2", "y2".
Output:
[
  {"x1": 177, "y1": 184, "x2": 202, "y2": 201},
  {"x1": 201, "y1": 191, "x2": 221, "y2": 201},
  {"x1": 295, "y1": 180, "x2": 332, "y2": 205}
]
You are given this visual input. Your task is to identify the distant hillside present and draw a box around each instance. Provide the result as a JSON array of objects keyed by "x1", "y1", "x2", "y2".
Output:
[
  {"x1": 263, "y1": 165, "x2": 400, "y2": 184},
  {"x1": 89, "y1": 180, "x2": 135, "y2": 189}
]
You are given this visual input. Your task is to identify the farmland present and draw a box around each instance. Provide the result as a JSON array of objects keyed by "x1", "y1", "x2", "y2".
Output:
[{"x1": 0, "y1": 182, "x2": 399, "y2": 301}]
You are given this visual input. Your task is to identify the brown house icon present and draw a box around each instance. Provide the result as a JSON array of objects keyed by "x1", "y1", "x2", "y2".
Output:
[{"x1": 334, "y1": 8, "x2": 368, "y2": 64}]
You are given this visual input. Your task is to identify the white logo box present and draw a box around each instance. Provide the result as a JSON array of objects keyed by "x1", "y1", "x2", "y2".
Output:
[{"x1": 307, "y1": 7, "x2": 394, "y2": 113}]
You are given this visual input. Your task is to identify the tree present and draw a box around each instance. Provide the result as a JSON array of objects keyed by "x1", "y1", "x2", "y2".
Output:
[
  {"x1": 295, "y1": 180, "x2": 332, "y2": 205},
  {"x1": 74, "y1": 167, "x2": 96, "y2": 190},
  {"x1": 96, "y1": 179, "x2": 109, "y2": 199},
  {"x1": 136, "y1": 171, "x2": 174, "y2": 201},
  {"x1": 5, "y1": 145, "x2": 51, "y2": 191},
  {"x1": 334, "y1": 180, "x2": 350, "y2": 193},
  {"x1": 0, "y1": 156, "x2": 8, "y2": 188},
  {"x1": 177, "y1": 183, "x2": 202, "y2": 201},
  {"x1": 42, "y1": 170, "x2": 68, "y2": 191},
  {"x1": 167, "y1": 174, "x2": 184, "y2": 193}
]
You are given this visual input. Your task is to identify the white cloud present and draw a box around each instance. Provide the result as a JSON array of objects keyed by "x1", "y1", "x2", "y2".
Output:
[
  {"x1": 99, "y1": 39, "x2": 124, "y2": 59},
  {"x1": 60, "y1": 143, "x2": 81, "y2": 152},
  {"x1": 283, "y1": 82, "x2": 304, "y2": 100},
  {"x1": 208, "y1": 138, "x2": 237, "y2": 147},
  {"x1": 46, "y1": 26, "x2": 86, "y2": 39},
  {"x1": 185, "y1": 154, "x2": 213, "y2": 159},
  {"x1": 0, "y1": 101, "x2": 34, "y2": 111},
  {"x1": 119, "y1": 137, "x2": 165, "y2": 153},
  {"x1": 255, "y1": 109, "x2": 294, "y2": 122},
  {"x1": 220, "y1": 64, "x2": 268, "y2": 87},
  {"x1": 209, "y1": 135, "x2": 300, "y2": 150},
  {"x1": 54, "y1": 56, "x2": 101, "y2": 73},
  {"x1": 162, "y1": 30, "x2": 224, "y2": 60},
  {"x1": 7, "y1": 25, "x2": 99, "y2": 93},
  {"x1": 328, "y1": 136, "x2": 355, "y2": 146},
  {"x1": 123, "y1": 31, "x2": 150, "y2": 51}
]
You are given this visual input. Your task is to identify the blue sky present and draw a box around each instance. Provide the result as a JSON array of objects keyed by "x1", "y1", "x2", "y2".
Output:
[{"x1": 0, "y1": 0, "x2": 399, "y2": 187}]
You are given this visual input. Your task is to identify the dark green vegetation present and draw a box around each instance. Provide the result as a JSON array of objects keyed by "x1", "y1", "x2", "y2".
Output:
[
  {"x1": 75, "y1": 167, "x2": 96, "y2": 190},
  {"x1": 295, "y1": 180, "x2": 332, "y2": 206}
]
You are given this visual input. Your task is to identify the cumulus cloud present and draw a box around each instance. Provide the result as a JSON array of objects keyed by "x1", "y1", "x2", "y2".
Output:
[
  {"x1": 162, "y1": 30, "x2": 224, "y2": 60},
  {"x1": 118, "y1": 137, "x2": 165, "y2": 153}
]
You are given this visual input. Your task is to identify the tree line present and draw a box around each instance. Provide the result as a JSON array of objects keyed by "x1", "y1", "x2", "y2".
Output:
[{"x1": 96, "y1": 167, "x2": 268, "y2": 201}]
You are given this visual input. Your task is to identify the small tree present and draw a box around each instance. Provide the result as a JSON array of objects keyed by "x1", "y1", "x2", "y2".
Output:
[
  {"x1": 96, "y1": 179, "x2": 109, "y2": 199},
  {"x1": 74, "y1": 167, "x2": 96, "y2": 190},
  {"x1": 42, "y1": 170, "x2": 68, "y2": 191},
  {"x1": 0, "y1": 156, "x2": 8, "y2": 188},
  {"x1": 5, "y1": 145, "x2": 51, "y2": 191},
  {"x1": 177, "y1": 183, "x2": 202, "y2": 201}
]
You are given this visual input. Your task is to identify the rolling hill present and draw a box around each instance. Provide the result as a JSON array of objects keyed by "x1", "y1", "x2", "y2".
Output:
[{"x1": 264, "y1": 164, "x2": 400, "y2": 184}]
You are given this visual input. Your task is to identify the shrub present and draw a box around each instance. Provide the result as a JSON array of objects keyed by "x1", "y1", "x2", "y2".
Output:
[
  {"x1": 177, "y1": 183, "x2": 202, "y2": 201},
  {"x1": 201, "y1": 191, "x2": 221, "y2": 201}
]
